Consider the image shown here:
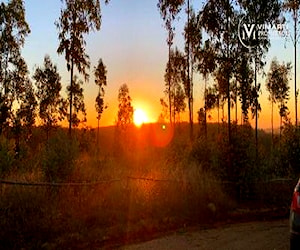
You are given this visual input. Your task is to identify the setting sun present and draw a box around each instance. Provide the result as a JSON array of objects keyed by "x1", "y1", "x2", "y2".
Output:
[{"x1": 133, "y1": 108, "x2": 148, "y2": 126}]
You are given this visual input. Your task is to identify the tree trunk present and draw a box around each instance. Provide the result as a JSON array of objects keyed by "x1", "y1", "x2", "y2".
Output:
[
  {"x1": 255, "y1": 56, "x2": 258, "y2": 158},
  {"x1": 187, "y1": 0, "x2": 193, "y2": 141},
  {"x1": 235, "y1": 83, "x2": 238, "y2": 124},
  {"x1": 69, "y1": 59, "x2": 74, "y2": 136},
  {"x1": 168, "y1": 42, "x2": 172, "y2": 125},
  {"x1": 295, "y1": 13, "x2": 298, "y2": 127},
  {"x1": 204, "y1": 76, "x2": 207, "y2": 139},
  {"x1": 226, "y1": 13, "x2": 231, "y2": 144},
  {"x1": 271, "y1": 99, "x2": 274, "y2": 144},
  {"x1": 217, "y1": 96, "x2": 220, "y2": 133}
]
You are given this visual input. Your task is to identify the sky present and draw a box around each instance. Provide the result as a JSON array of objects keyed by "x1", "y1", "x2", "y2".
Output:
[{"x1": 21, "y1": 0, "x2": 298, "y2": 130}]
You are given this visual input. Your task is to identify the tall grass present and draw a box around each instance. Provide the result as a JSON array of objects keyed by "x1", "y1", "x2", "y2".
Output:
[{"x1": 0, "y1": 123, "x2": 297, "y2": 248}]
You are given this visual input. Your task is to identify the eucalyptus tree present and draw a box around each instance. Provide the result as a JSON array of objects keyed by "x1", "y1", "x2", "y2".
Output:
[
  {"x1": 199, "y1": 0, "x2": 240, "y2": 143},
  {"x1": 33, "y1": 55, "x2": 64, "y2": 139},
  {"x1": 238, "y1": 0, "x2": 281, "y2": 152},
  {"x1": 94, "y1": 58, "x2": 107, "y2": 143},
  {"x1": 16, "y1": 80, "x2": 37, "y2": 132},
  {"x1": 0, "y1": 0, "x2": 30, "y2": 135},
  {"x1": 13, "y1": 80, "x2": 37, "y2": 156},
  {"x1": 157, "y1": 0, "x2": 185, "y2": 124},
  {"x1": 266, "y1": 59, "x2": 292, "y2": 138},
  {"x1": 184, "y1": 6, "x2": 203, "y2": 139},
  {"x1": 174, "y1": 83, "x2": 186, "y2": 122},
  {"x1": 185, "y1": 0, "x2": 192, "y2": 137},
  {"x1": 66, "y1": 75, "x2": 86, "y2": 128},
  {"x1": 117, "y1": 84, "x2": 134, "y2": 129},
  {"x1": 198, "y1": 0, "x2": 281, "y2": 144},
  {"x1": 235, "y1": 52, "x2": 255, "y2": 124},
  {"x1": 283, "y1": 0, "x2": 300, "y2": 126},
  {"x1": 164, "y1": 47, "x2": 187, "y2": 124},
  {"x1": 196, "y1": 38, "x2": 217, "y2": 137},
  {"x1": 56, "y1": 0, "x2": 108, "y2": 135}
]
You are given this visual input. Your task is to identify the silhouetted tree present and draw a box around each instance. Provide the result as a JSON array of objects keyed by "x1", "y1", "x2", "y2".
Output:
[
  {"x1": 117, "y1": 84, "x2": 134, "y2": 129},
  {"x1": 66, "y1": 75, "x2": 86, "y2": 128},
  {"x1": 184, "y1": 6, "x2": 203, "y2": 139},
  {"x1": 12, "y1": 79, "x2": 37, "y2": 157},
  {"x1": 266, "y1": 58, "x2": 292, "y2": 138},
  {"x1": 206, "y1": 86, "x2": 218, "y2": 118},
  {"x1": 16, "y1": 80, "x2": 37, "y2": 131},
  {"x1": 283, "y1": 0, "x2": 300, "y2": 126},
  {"x1": 33, "y1": 55, "x2": 64, "y2": 139},
  {"x1": 94, "y1": 58, "x2": 107, "y2": 144},
  {"x1": 56, "y1": 0, "x2": 108, "y2": 135},
  {"x1": 164, "y1": 47, "x2": 187, "y2": 124},
  {"x1": 199, "y1": 0, "x2": 240, "y2": 143},
  {"x1": 196, "y1": 39, "x2": 217, "y2": 137},
  {"x1": 235, "y1": 55, "x2": 255, "y2": 123},
  {"x1": 159, "y1": 97, "x2": 169, "y2": 123},
  {"x1": 0, "y1": 0, "x2": 30, "y2": 135},
  {"x1": 238, "y1": 0, "x2": 281, "y2": 155},
  {"x1": 157, "y1": 0, "x2": 185, "y2": 124},
  {"x1": 174, "y1": 83, "x2": 186, "y2": 122}
]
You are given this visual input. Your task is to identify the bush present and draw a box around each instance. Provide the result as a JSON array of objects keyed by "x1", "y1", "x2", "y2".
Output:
[
  {"x1": 42, "y1": 131, "x2": 79, "y2": 182},
  {"x1": 279, "y1": 124, "x2": 300, "y2": 176},
  {"x1": 0, "y1": 136, "x2": 15, "y2": 176}
]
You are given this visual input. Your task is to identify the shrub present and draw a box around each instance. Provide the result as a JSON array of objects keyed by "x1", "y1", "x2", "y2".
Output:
[
  {"x1": 0, "y1": 136, "x2": 15, "y2": 176},
  {"x1": 279, "y1": 123, "x2": 300, "y2": 176},
  {"x1": 42, "y1": 131, "x2": 79, "y2": 182}
]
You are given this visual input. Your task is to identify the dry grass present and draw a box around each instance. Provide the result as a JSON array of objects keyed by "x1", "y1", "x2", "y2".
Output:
[{"x1": 0, "y1": 124, "x2": 290, "y2": 249}]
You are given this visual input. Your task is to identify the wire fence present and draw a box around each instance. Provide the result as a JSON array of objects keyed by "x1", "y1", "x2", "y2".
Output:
[
  {"x1": 0, "y1": 177, "x2": 294, "y2": 187},
  {"x1": 0, "y1": 178, "x2": 122, "y2": 187},
  {"x1": 0, "y1": 176, "x2": 296, "y2": 210}
]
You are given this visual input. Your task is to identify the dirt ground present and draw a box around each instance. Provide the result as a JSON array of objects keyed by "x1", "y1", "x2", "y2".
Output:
[{"x1": 121, "y1": 219, "x2": 290, "y2": 250}]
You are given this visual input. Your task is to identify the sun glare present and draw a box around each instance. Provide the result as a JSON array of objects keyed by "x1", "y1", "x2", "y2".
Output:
[{"x1": 134, "y1": 108, "x2": 148, "y2": 126}]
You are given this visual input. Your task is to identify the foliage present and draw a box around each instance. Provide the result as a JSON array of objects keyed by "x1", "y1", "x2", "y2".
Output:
[
  {"x1": 236, "y1": 56, "x2": 255, "y2": 122},
  {"x1": 0, "y1": 124, "x2": 297, "y2": 248},
  {"x1": 174, "y1": 84, "x2": 186, "y2": 122},
  {"x1": 11, "y1": 80, "x2": 37, "y2": 156},
  {"x1": 33, "y1": 55, "x2": 64, "y2": 134},
  {"x1": 0, "y1": 136, "x2": 15, "y2": 176},
  {"x1": 66, "y1": 75, "x2": 86, "y2": 128},
  {"x1": 283, "y1": 0, "x2": 300, "y2": 125},
  {"x1": 56, "y1": 0, "x2": 107, "y2": 133},
  {"x1": 279, "y1": 123, "x2": 300, "y2": 175},
  {"x1": 197, "y1": 0, "x2": 281, "y2": 142},
  {"x1": 157, "y1": 0, "x2": 185, "y2": 124},
  {"x1": 117, "y1": 84, "x2": 134, "y2": 128},
  {"x1": 42, "y1": 131, "x2": 79, "y2": 182},
  {"x1": 164, "y1": 47, "x2": 187, "y2": 123},
  {"x1": 94, "y1": 58, "x2": 107, "y2": 122},
  {"x1": 0, "y1": 0, "x2": 30, "y2": 134},
  {"x1": 16, "y1": 80, "x2": 37, "y2": 129},
  {"x1": 157, "y1": 0, "x2": 185, "y2": 47},
  {"x1": 56, "y1": 0, "x2": 103, "y2": 79},
  {"x1": 266, "y1": 58, "x2": 292, "y2": 132}
]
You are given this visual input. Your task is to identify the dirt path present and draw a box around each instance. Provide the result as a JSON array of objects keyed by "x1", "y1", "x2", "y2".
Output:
[{"x1": 121, "y1": 219, "x2": 290, "y2": 250}]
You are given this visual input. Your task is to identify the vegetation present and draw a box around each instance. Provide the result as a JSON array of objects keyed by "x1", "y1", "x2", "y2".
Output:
[
  {"x1": 0, "y1": 0, "x2": 31, "y2": 135},
  {"x1": 0, "y1": 123, "x2": 297, "y2": 248},
  {"x1": 94, "y1": 58, "x2": 107, "y2": 144},
  {"x1": 56, "y1": 0, "x2": 106, "y2": 135},
  {"x1": 33, "y1": 55, "x2": 65, "y2": 139},
  {"x1": 0, "y1": 0, "x2": 300, "y2": 248},
  {"x1": 266, "y1": 59, "x2": 292, "y2": 137},
  {"x1": 117, "y1": 84, "x2": 134, "y2": 128}
]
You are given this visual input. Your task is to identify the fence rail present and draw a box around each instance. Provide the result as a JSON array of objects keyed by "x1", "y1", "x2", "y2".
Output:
[
  {"x1": 0, "y1": 178, "x2": 122, "y2": 187},
  {"x1": 0, "y1": 177, "x2": 295, "y2": 187}
]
